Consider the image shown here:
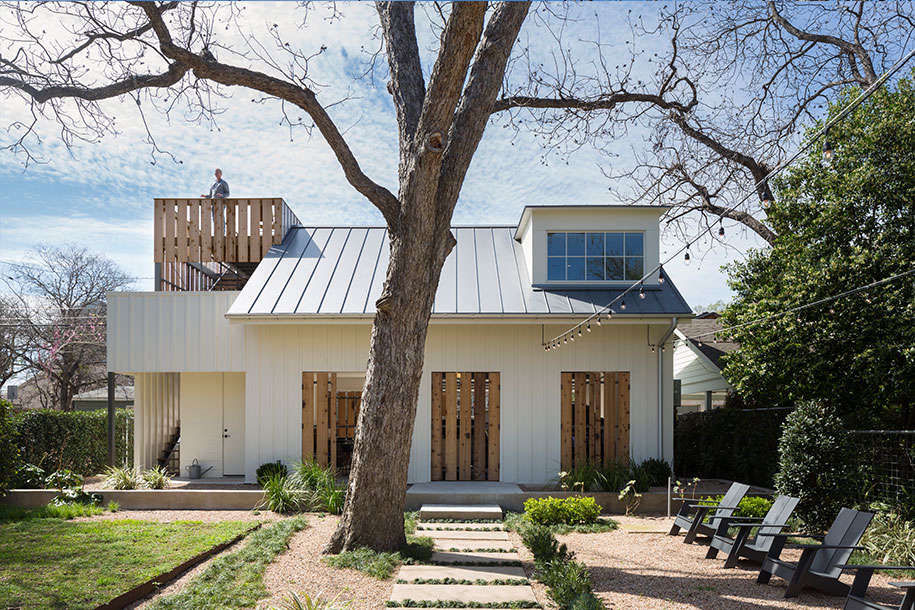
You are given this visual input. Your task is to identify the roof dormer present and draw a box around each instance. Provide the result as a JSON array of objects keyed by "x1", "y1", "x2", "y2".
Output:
[{"x1": 514, "y1": 205, "x2": 667, "y2": 287}]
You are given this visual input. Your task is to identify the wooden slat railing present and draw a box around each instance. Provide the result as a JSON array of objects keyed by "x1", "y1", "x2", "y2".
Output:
[{"x1": 154, "y1": 198, "x2": 300, "y2": 264}]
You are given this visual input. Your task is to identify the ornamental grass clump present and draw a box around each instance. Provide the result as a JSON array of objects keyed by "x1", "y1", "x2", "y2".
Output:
[
  {"x1": 258, "y1": 461, "x2": 345, "y2": 514},
  {"x1": 141, "y1": 465, "x2": 172, "y2": 489},
  {"x1": 103, "y1": 465, "x2": 141, "y2": 490}
]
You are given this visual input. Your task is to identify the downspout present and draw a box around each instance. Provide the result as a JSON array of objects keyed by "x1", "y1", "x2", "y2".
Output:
[{"x1": 657, "y1": 317, "x2": 678, "y2": 461}]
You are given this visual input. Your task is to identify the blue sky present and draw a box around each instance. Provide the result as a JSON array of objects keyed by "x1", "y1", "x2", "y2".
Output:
[{"x1": 0, "y1": 2, "x2": 768, "y2": 307}]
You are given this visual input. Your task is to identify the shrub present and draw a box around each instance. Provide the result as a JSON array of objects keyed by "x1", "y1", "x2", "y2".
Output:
[
  {"x1": 560, "y1": 462, "x2": 604, "y2": 492},
  {"x1": 257, "y1": 461, "x2": 288, "y2": 485},
  {"x1": 524, "y1": 496, "x2": 601, "y2": 526},
  {"x1": 12, "y1": 463, "x2": 46, "y2": 489},
  {"x1": 13, "y1": 408, "x2": 133, "y2": 475},
  {"x1": 774, "y1": 400, "x2": 860, "y2": 531},
  {"x1": 639, "y1": 458, "x2": 672, "y2": 487},
  {"x1": 700, "y1": 494, "x2": 774, "y2": 519},
  {"x1": 535, "y1": 558, "x2": 594, "y2": 608},
  {"x1": 676, "y1": 408, "x2": 788, "y2": 487},
  {"x1": 570, "y1": 592, "x2": 605, "y2": 610},
  {"x1": 0, "y1": 399, "x2": 18, "y2": 494},
  {"x1": 520, "y1": 523, "x2": 571, "y2": 562},
  {"x1": 103, "y1": 465, "x2": 141, "y2": 490},
  {"x1": 51, "y1": 488, "x2": 102, "y2": 506},
  {"x1": 261, "y1": 474, "x2": 301, "y2": 514},
  {"x1": 141, "y1": 465, "x2": 173, "y2": 489},
  {"x1": 861, "y1": 507, "x2": 915, "y2": 566},
  {"x1": 44, "y1": 469, "x2": 84, "y2": 490}
]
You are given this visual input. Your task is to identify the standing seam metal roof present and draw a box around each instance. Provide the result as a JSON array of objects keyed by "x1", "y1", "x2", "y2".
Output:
[{"x1": 226, "y1": 226, "x2": 693, "y2": 317}]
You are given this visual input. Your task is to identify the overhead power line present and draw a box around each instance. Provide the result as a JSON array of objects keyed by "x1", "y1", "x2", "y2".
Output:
[{"x1": 544, "y1": 45, "x2": 915, "y2": 351}]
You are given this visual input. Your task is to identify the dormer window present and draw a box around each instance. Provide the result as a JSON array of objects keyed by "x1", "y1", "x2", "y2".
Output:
[{"x1": 547, "y1": 231, "x2": 644, "y2": 281}]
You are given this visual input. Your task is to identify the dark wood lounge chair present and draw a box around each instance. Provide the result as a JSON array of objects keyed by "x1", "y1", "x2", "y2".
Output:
[
  {"x1": 706, "y1": 494, "x2": 800, "y2": 567},
  {"x1": 757, "y1": 507, "x2": 875, "y2": 598},
  {"x1": 668, "y1": 481, "x2": 750, "y2": 544},
  {"x1": 838, "y1": 564, "x2": 915, "y2": 610}
]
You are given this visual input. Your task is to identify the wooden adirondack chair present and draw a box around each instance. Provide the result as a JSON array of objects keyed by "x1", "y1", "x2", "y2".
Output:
[
  {"x1": 838, "y1": 564, "x2": 915, "y2": 610},
  {"x1": 706, "y1": 494, "x2": 800, "y2": 568},
  {"x1": 757, "y1": 508, "x2": 875, "y2": 598},
  {"x1": 668, "y1": 482, "x2": 751, "y2": 544}
]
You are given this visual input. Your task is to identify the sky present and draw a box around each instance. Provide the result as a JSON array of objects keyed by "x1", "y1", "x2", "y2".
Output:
[{"x1": 0, "y1": 2, "x2": 769, "y2": 309}]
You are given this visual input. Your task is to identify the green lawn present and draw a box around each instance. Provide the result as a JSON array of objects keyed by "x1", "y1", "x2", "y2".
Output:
[{"x1": 0, "y1": 517, "x2": 256, "y2": 609}]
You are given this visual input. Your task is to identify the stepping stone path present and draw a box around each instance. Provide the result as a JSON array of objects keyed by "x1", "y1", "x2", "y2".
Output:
[{"x1": 389, "y1": 505, "x2": 540, "y2": 608}]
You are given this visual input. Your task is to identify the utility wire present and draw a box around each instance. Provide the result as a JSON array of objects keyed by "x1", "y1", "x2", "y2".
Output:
[{"x1": 545, "y1": 45, "x2": 915, "y2": 350}]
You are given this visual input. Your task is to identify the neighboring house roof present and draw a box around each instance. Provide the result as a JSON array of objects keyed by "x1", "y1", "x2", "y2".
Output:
[
  {"x1": 73, "y1": 385, "x2": 135, "y2": 402},
  {"x1": 675, "y1": 316, "x2": 739, "y2": 370},
  {"x1": 227, "y1": 226, "x2": 693, "y2": 318}
]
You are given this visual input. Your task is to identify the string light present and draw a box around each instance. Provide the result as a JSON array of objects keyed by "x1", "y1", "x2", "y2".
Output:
[
  {"x1": 658, "y1": 268, "x2": 665, "y2": 284},
  {"x1": 762, "y1": 196, "x2": 773, "y2": 209},
  {"x1": 586, "y1": 323, "x2": 591, "y2": 332},
  {"x1": 578, "y1": 327, "x2": 583, "y2": 337},
  {"x1": 718, "y1": 223, "x2": 725, "y2": 237},
  {"x1": 620, "y1": 300, "x2": 626, "y2": 310},
  {"x1": 823, "y1": 133, "x2": 834, "y2": 162},
  {"x1": 639, "y1": 285, "x2": 645, "y2": 299},
  {"x1": 596, "y1": 317, "x2": 602, "y2": 326},
  {"x1": 684, "y1": 249, "x2": 691, "y2": 265}
]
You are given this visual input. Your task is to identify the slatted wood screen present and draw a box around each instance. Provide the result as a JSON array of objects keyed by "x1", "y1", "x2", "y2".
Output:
[
  {"x1": 431, "y1": 372, "x2": 500, "y2": 481},
  {"x1": 302, "y1": 372, "x2": 338, "y2": 468},
  {"x1": 560, "y1": 372, "x2": 630, "y2": 470},
  {"x1": 336, "y1": 392, "x2": 361, "y2": 440},
  {"x1": 154, "y1": 198, "x2": 296, "y2": 264}
]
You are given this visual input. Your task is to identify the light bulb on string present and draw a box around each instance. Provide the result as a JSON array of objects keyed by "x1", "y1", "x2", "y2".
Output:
[
  {"x1": 596, "y1": 316, "x2": 602, "y2": 326},
  {"x1": 586, "y1": 324, "x2": 591, "y2": 333},
  {"x1": 658, "y1": 268, "x2": 665, "y2": 284},
  {"x1": 823, "y1": 134, "x2": 834, "y2": 162},
  {"x1": 639, "y1": 285, "x2": 645, "y2": 299},
  {"x1": 570, "y1": 333, "x2": 575, "y2": 342},
  {"x1": 620, "y1": 300, "x2": 626, "y2": 310},
  {"x1": 684, "y1": 249, "x2": 691, "y2": 265},
  {"x1": 578, "y1": 327, "x2": 583, "y2": 337},
  {"x1": 718, "y1": 223, "x2": 725, "y2": 237}
]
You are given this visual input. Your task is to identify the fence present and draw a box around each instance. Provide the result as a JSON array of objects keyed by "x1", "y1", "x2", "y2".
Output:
[{"x1": 851, "y1": 430, "x2": 915, "y2": 506}]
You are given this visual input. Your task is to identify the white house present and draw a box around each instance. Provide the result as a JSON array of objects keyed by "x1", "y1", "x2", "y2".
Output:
[
  {"x1": 673, "y1": 315, "x2": 738, "y2": 413},
  {"x1": 107, "y1": 199, "x2": 692, "y2": 484}
]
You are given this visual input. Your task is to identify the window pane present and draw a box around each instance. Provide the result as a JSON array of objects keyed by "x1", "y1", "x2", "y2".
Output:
[
  {"x1": 625, "y1": 257, "x2": 644, "y2": 281},
  {"x1": 587, "y1": 233, "x2": 604, "y2": 257},
  {"x1": 587, "y1": 257, "x2": 604, "y2": 280},
  {"x1": 604, "y1": 257, "x2": 624, "y2": 280},
  {"x1": 567, "y1": 233, "x2": 586, "y2": 256},
  {"x1": 547, "y1": 232, "x2": 565, "y2": 257},
  {"x1": 625, "y1": 232, "x2": 644, "y2": 257},
  {"x1": 566, "y1": 257, "x2": 586, "y2": 280},
  {"x1": 605, "y1": 233, "x2": 624, "y2": 256},
  {"x1": 548, "y1": 256, "x2": 565, "y2": 281}
]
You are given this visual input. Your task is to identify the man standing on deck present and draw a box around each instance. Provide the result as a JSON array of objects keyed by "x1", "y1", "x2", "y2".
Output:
[{"x1": 202, "y1": 168, "x2": 229, "y2": 198}]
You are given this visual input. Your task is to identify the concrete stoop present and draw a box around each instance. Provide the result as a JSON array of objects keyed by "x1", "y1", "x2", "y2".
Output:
[{"x1": 392, "y1": 507, "x2": 540, "y2": 607}]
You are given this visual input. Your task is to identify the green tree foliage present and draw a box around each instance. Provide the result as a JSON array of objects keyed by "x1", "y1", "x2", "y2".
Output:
[
  {"x1": 721, "y1": 71, "x2": 915, "y2": 427},
  {"x1": 775, "y1": 400, "x2": 860, "y2": 531},
  {"x1": 0, "y1": 399, "x2": 19, "y2": 493}
]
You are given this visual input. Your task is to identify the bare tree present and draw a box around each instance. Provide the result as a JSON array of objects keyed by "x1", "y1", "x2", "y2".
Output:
[
  {"x1": 0, "y1": 297, "x2": 31, "y2": 389},
  {"x1": 3, "y1": 246, "x2": 130, "y2": 411},
  {"x1": 497, "y1": 1, "x2": 915, "y2": 245}
]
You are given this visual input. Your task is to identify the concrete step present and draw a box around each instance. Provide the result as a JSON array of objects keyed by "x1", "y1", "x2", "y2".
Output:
[
  {"x1": 398, "y1": 564, "x2": 527, "y2": 581},
  {"x1": 422, "y1": 530, "x2": 509, "y2": 541},
  {"x1": 433, "y1": 538, "x2": 514, "y2": 551},
  {"x1": 390, "y1": 584, "x2": 537, "y2": 604},
  {"x1": 416, "y1": 522, "x2": 504, "y2": 531},
  {"x1": 429, "y1": 550, "x2": 521, "y2": 564},
  {"x1": 418, "y1": 504, "x2": 503, "y2": 520}
]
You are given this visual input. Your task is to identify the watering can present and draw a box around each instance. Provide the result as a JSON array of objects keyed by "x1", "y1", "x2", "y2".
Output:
[{"x1": 185, "y1": 458, "x2": 214, "y2": 479}]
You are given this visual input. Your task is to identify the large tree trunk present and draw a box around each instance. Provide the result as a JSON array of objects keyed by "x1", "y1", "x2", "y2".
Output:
[{"x1": 326, "y1": 216, "x2": 453, "y2": 552}]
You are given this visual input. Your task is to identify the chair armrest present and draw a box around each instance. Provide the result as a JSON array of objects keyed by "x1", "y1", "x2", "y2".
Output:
[
  {"x1": 890, "y1": 581, "x2": 915, "y2": 589},
  {"x1": 769, "y1": 532, "x2": 825, "y2": 540},
  {"x1": 837, "y1": 565, "x2": 915, "y2": 571},
  {"x1": 787, "y1": 543, "x2": 865, "y2": 550},
  {"x1": 728, "y1": 520, "x2": 780, "y2": 529}
]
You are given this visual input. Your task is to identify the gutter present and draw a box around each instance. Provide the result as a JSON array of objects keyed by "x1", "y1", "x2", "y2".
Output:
[{"x1": 656, "y1": 317, "x2": 678, "y2": 461}]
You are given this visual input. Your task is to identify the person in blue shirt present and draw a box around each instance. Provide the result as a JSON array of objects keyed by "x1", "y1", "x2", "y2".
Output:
[{"x1": 202, "y1": 168, "x2": 229, "y2": 198}]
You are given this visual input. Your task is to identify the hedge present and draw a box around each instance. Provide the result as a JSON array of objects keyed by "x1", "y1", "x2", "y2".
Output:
[
  {"x1": 674, "y1": 408, "x2": 789, "y2": 487},
  {"x1": 13, "y1": 408, "x2": 134, "y2": 475}
]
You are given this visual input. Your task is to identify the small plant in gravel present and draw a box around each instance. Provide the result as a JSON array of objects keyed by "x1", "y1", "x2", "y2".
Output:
[
  {"x1": 535, "y1": 558, "x2": 594, "y2": 608},
  {"x1": 385, "y1": 602, "x2": 540, "y2": 608},
  {"x1": 618, "y1": 480, "x2": 642, "y2": 516},
  {"x1": 569, "y1": 592, "x2": 604, "y2": 609},
  {"x1": 520, "y1": 523, "x2": 572, "y2": 563},
  {"x1": 270, "y1": 591, "x2": 351, "y2": 609}
]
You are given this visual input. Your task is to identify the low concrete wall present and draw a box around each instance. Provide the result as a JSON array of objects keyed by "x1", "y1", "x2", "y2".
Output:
[{"x1": 2, "y1": 489, "x2": 265, "y2": 510}]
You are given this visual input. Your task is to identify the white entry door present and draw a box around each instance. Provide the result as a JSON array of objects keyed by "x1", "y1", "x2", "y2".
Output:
[{"x1": 222, "y1": 374, "x2": 246, "y2": 475}]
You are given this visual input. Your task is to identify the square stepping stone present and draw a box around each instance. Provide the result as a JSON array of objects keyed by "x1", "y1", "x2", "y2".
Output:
[
  {"x1": 429, "y1": 550, "x2": 522, "y2": 564},
  {"x1": 434, "y1": 538, "x2": 513, "y2": 551},
  {"x1": 398, "y1": 564, "x2": 527, "y2": 581},
  {"x1": 390, "y1": 584, "x2": 536, "y2": 603}
]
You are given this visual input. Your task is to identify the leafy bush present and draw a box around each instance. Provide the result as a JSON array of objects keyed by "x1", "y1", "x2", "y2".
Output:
[
  {"x1": 13, "y1": 408, "x2": 133, "y2": 475},
  {"x1": 257, "y1": 461, "x2": 288, "y2": 485},
  {"x1": 520, "y1": 523, "x2": 571, "y2": 562},
  {"x1": 51, "y1": 488, "x2": 102, "y2": 506},
  {"x1": 103, "y1": 465, "x2": 141, "y2": 490},
  {"x1": 639, "y1": 458, "x2": 672, "y2": 487},
  {"x1": 44, "y1": 469, "x2": 84, "y2": 490},
  {"x1": 701, "y1": 494, "x2": 774, "y2": 519},
  {"x1": 261, "y1": 474, "x2": 301, "y2": 514},
  {"x1": 535, "y1": 558, "x2": 594, "y2": 608},
  {"x1": 774, "y1": 400, "x2": 860, "y2": 531},
  {"x1": 141, "y1": 465, "x2": 173, "y2": 489},
  {"x1": 570, "y1": 592, "x2": 605, "y2": 610},
  {"x1": 12, "y1": 463, "x2": 46, "y2": 489},
  {"x1": 524, "y1": 496, "x2": 601, "y2": 526},
  {"x1": 0, "y1": 399, "x2": 18, "y2": 494},
  {"x1": 861, "y1": 507, "x2": 915, "y2": 566},
  {"x1": 676, "y1": 408, "x2": 789, "y2": 487}
]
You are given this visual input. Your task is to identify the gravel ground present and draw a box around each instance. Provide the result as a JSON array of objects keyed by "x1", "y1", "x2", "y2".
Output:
[
  {"x1": 514, "y1": 515, "x2": 903, "y2": 610},
  {"x1": 257, "y1": 515, "x2": 392, "y2": 609}
]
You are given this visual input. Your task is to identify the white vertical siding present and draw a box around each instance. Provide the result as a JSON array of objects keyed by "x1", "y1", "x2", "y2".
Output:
[{"x1": 673, "y1": 342, "x2": 732, "y2": 395}]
